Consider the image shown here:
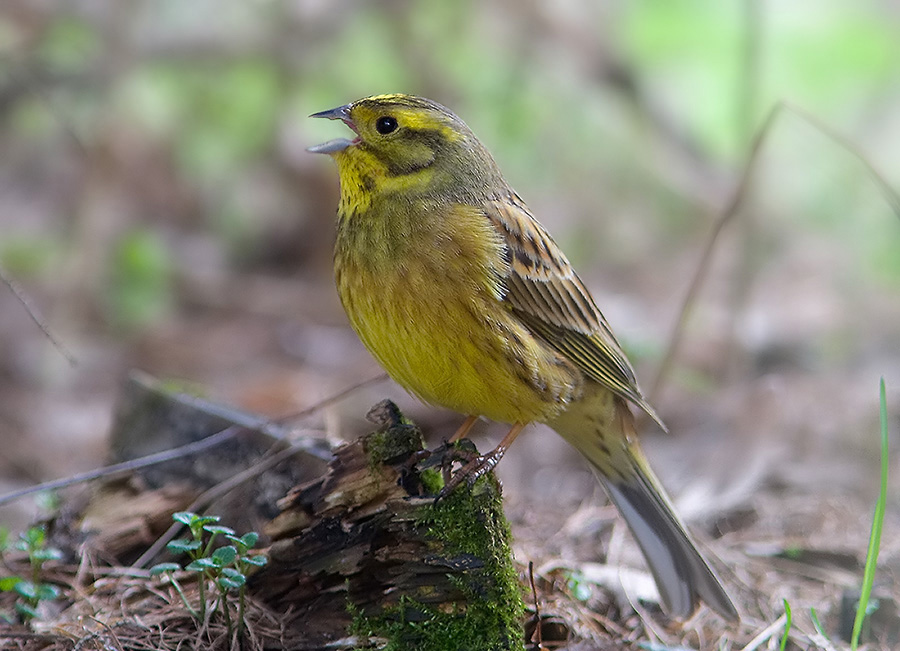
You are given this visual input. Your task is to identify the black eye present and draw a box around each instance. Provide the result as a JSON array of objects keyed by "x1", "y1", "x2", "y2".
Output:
[{"x1": 375, "y1": 116, "x2": 398, "y2": 134}]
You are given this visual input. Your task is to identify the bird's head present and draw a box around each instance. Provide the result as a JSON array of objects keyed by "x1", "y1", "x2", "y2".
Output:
[{"x1": 309, "y1": 94, "x2": 505, "y2": 207}]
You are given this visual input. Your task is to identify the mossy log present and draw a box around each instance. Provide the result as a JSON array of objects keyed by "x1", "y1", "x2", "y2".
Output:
[
  {"x1": 69, "y1": 374, "x2": 525, "y2": 650},
  {"x1": 252, "y1": 400, "x2": 526, "y2": 651}
]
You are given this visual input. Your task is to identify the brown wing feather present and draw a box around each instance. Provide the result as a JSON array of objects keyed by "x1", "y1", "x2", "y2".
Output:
[{"x1": 484, "y1": 194, "x2": 666, "y2": 430}]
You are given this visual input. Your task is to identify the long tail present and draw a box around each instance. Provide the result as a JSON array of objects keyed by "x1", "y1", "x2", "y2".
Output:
[{"x1": 549, "y1": 392, "x2": 738, "y2": 621}]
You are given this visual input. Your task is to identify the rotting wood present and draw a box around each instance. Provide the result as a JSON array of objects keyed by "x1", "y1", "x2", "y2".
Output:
[
  {"x1": 252, "y1": 400, "x2": 526, "y2": 651},
  {"x1": 24, "y1": 375, "x2": 525, "y2": 650}
]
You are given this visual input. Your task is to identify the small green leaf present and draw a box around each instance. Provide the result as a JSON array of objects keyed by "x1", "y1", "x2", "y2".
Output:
[
  {"x1": 186, "y1": 558, "x2": 216, "y2": 572},
  {"x1": 32, "y1": 547, "x2": 64, "y2": 562},
  {"x1": 36, "y1": 584, "x2": 60, "y2": 601},
  {"x1": 243, "y1": 554, "x2": 267, "y2": 567},
  {"x1": 188, "y1": 515, "x2": 219, "y2": 538},
  {"x1": 150, "y1": 562, "x2": 182, "y2": 576},
  {"x1": 565, "y1": 573, "x2": 592, "y2": 602},
  {"x1": 217, "y1": 568, "x2": 246, "y2": 590},
  {"x1": 15, "y1": 526, "x2": 45, "y2": 553},
  {"x1": 0, "y1": 576, "x2": 22, "y2": 591},
  {"x1": 24, "y1": 527, "x2": 45, "y2": 548},
  {"x1": 13, "y1": 580, "x2": 38, "y2": 600},
  {"x1": 194, "y1": 515, "x2": 220, "y2": 527},
  {"x1": 14, "y1": 602, "x2": 39, "y2": 620},
  {"x1": 203, "y1": 525, "x2": 235, "y2": 537},
  {"x1": 211, "y1": 546, "x2": 237, "y2": 565},
  {"x1": 239, "y1": 532, "x2": 259, "y2": 548},
  {"x1": 172, "y1": 511, "x2": 197, "y2": 526},
  {"x1": 167, "y1": 539, "x2": 202, "y2": 554}
]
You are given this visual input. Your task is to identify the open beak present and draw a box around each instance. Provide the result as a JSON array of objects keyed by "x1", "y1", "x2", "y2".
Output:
[
  {"x1": 309, "y1": 104, "x2": 352, "y2": 122},
  {"x1": 307, "y1": 103, "x2": 359, "y2": 155}
]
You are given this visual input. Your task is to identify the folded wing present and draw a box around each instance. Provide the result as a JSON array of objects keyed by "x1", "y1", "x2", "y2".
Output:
[{"x1": 483, "y1": 194, "x2": 665, "y2": 430}]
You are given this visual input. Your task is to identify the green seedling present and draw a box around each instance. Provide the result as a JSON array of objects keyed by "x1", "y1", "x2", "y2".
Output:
[
  {"x1": 0, "y1": 525, "x2": 63, "y2": 622},
  {"x1": 150, "y1": 511, "x2": 267, "y2": 639},
  {"x1": 850, "y1": 378, "x2": 890, "y2": 650},
  {"x1": 778, "y1": 599, "x2": 792, "y2": 651}
]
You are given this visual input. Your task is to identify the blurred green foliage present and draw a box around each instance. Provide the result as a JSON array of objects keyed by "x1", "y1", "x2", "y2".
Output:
[
  {"x1": 122, "y1": 60, "x2": 282, "y2": 180},
  {"x1": 36, "y1": 16, "x2": 99, "y2": 71},
  {"x1": 0, "y1": 0, "x2": 897, "y2": 334},
  {"x1": 0, "y1": 237, "x2": 60, "y2": 278},
  {"x1": 106, "y1": 230, "x2": 173, "y2": 331},
  {"x1": 622, "y1": 1, "x2": 900, "y2": 156}
]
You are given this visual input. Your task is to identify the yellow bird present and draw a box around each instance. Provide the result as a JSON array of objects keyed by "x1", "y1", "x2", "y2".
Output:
[{"x1": 309, "y1": 94, "x2": 737, "y2": 621}]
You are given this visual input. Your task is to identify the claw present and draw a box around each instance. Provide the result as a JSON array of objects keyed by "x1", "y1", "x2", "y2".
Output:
[
  {"x1": 437, "y1": 448, "x2": 504, "y2": 500},
  {"x1": 434, "y1": 422, "x2": 526, "y2": 503}
]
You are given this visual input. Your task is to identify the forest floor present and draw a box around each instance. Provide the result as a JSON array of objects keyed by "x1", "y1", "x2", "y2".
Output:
[{"x1": 1, "y1": 256, "x2": 898, "y2": 649}]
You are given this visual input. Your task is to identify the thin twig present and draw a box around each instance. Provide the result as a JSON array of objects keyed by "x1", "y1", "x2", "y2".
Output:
[
  {"x1": 0, "y1": 426, "x2": 242, "y2": 507},
  {"x1": 129, "y1": 375, "x2": 389, "y2": 568},
  {"x1": 527, "y1": 561, "x2": 542, "y2": 648},
  {"x1": 649, "y1": 104, "x2": 780, "y2": 403},
  {"x1": 132, "y1": 432, "x2": 324, "y2": 569},
  {"x1": 0, "y1": 263, "x2": 77, "y2": 367},
  {"x1": 0, "y1": 374, "x2": 384, "y2": 507},
  {"x1": 271, "y1": 372, "x2": 389, "y2": 424},
  {"x1": 782, "y1": 102, "x2": 900, "y2": 218},
  {"x1": 649, "y1": 101, "x2": 900, "y2": 403},
  {"x1": 13, "y1": 56, "x2": 89, "y2": 159}
]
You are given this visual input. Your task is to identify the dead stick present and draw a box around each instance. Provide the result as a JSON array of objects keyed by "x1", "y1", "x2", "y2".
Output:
[
  {"x1": 132, "y1": 434, "x2": 323, "y2": 568},
  {"x1": 649, "y1": 101, "x2": 900, "y2": 403},
  {"x1": 0, "y1": 426, "x2": 242, "y2": 507},
  {"x1": 271, "y1": 372, "x2": 388, "y2": 424},
  {"x1": 0, "y1": 374, "x2": 387, "y2": 507},
  {"x1": 649, "y1": 105, "x2": 778, "y2": 403},
  {"x1": 0, "y1": 263, "x2": 76, "y2": 366}
]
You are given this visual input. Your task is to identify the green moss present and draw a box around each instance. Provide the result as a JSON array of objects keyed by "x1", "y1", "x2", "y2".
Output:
[
  {"x1": 362, "y1": 401, "x2": 426, "y2": 469},
  {"x1": 363, "y1": 423, "x2": 424, "y2": 469},
  {"x1": 349, "y1": 404, "x2": 524, "y2": 650},
  {"x1": 419, "y1": 468, "x2": 444, "y2": 495},
  {"x1": 426, "y1": 477, "x2": 525, "y2": 650},
  {"x1": 350, "y1": 474, "x2": 525, "y2": 651}
]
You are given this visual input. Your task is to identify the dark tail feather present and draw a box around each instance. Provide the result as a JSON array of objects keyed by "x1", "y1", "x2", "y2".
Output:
[
  {"x1": 598, "y1": 459, "x2": 738, "y2": 621},
  {"x1": 550, "y1": 393, "x2": 738, "y2": 621}
]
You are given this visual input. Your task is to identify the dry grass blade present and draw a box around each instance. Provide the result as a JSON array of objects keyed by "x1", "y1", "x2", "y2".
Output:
[{"x1": 739, "y1": 613, "x2": 786, "y2": 651}]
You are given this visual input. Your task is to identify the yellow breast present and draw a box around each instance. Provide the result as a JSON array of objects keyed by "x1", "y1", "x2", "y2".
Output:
[{"x1": 334, "y1": 201, "x2": 581, "y2": 425}]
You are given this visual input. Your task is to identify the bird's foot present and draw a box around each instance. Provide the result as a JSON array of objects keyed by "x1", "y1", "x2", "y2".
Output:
[
  {"x1": 414, "y1": 438, "x2": 482, "y2": 502},
  {"x1": 417, "y1": 437, "x2": 478, "y2": 470},
  {"x1": 412, "y1": 438, "x2": 480, "y2": 501},
  {"x1": 436, "y1": 445, "x2": 506, "y2": 501},
  {"x1": 433, "y1": 422, "x2": 526, "y2": 502}
]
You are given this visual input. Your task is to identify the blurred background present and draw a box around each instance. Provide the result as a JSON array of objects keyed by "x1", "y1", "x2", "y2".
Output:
[{"x1": 0, "y1": 0, "x2": 898, "y2": 610}]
